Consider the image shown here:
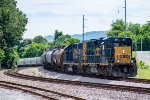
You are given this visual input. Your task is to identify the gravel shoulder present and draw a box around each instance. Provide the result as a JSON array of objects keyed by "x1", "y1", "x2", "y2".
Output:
[{"x1": 0, "y1": 87, "x2": 40, "y2": 100}]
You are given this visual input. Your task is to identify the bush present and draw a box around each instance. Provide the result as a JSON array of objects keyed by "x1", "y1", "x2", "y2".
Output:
[
  {"x1": 22, "y1": 42, "x2": 40, "y2": 58},
  {"x1": 136, "y1": 60, "x2": 150, "y2": 79},
  {"x1": 2, "y1": 48, "x2": 19, "y2": 69},
  {"x1": 22, "y1": 42, "x2": 49, "y2": 58},
  {"x1": 137, "y1": 60, "x2": 149, "y2": 69},
  {"x1": 0, "y1": 49, "x2": 5, "y2": 68}
]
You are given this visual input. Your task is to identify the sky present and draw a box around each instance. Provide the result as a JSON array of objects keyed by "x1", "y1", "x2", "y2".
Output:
[{"x1": 16, "y1": 0, "x2": 150, "y2": 39}]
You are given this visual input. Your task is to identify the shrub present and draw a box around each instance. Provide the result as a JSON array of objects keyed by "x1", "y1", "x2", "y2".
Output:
[
  {"x1": 0, "y1": 49, "x2": 5, "y2": 68},
  {"x1": 2, "y1": 48, "x2": 19, "y2": 69},
  {"x1": 137, "y1": 60, "x2": 149, "y2": 69}
]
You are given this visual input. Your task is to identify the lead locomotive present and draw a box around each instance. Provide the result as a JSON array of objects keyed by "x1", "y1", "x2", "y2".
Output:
[{"x1": 42, "y1": 37, "x2": 137, "y2": 77}]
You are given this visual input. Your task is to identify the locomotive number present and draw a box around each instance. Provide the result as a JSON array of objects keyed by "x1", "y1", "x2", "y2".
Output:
[{"x1": 119, "y1": 55, "x2": 130, "y2": 58}]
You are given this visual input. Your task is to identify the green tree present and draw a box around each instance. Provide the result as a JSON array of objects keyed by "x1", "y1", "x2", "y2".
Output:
[
  {"x1": 0, "y1": 49, "x2": 5, "y2": 68},
  {"x1": 20, "y1": 39, "x2": 32, "y2": 47},
  {"x1": 22, "y1": 42, "x2": 49, "y2": 58},
  {"x1": 48, "y1": 42, "x2": 55, "y2": 49},
  {"x1": 0, "y1": 0, "x2": 27, "y2": 68},
  {"x1": 53, "y1": 30, "x2": 80, "y2": 47},
  {"x1": 128, "y1": 23, "x2": 140, "y2": 35},
  {"x1": 64, "y1": 38, "x2": 80, "y2": 45},
  {"x1": 17, "y1": 38, "x2": 32, "y2": 57},
  {"x1": 54, "y1": 30, "x2": 63, "y2": 40},
  {"x1": 107, "y1": 19, "x2": 125, "y2": 37},
  {"x1": 137, "y1": 21, "x2": 150, "y2": 51},
  {"x1": 54, "y1": 35, "x2": 66, "y2": 47},
  {"x1": 0, "y1": 0, "x2": 28, "y2": 48},
  {"x1": 107, "y1": 19, "x2": 150, "y2": 51},
  {"x1": 22, "y1": 42, "x2": 40, "y2": 58},
  {"x1": 38, "y1": 43, "x2": 49, "y2": 56},
  {"x1": 33, "y1": 35, "x2": 47, "y2": 44},
  {"x1": 54, "y1": 35, "x2": 80, "y2": 47},
  {"x1": 65, "y1": 34, "x2": 71, "y2": 38},
  {"x1": 2, "y1": 48, "x2": 19, "y2": 69}
]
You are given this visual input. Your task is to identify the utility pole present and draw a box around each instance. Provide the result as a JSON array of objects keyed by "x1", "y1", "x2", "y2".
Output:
[
  {"x1": 83, "y1": 15, "x2": 85, "y2": 41},
  {"x1": 117, "y1": 0, "x2": 127, "y2": 37},
  {"x1": 125, "y1": 0, "x2": 127, "y2": 37}
]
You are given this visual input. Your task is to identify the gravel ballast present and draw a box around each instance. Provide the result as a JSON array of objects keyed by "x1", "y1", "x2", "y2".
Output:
[
  {"x1": 0, "y1": 87, "x2": 41, "y2": 100},
  {"x1": 1, "y1": 67, "x2": 150, "y2": 100},
  {"x1": 20, "y1": 67, "x2": 150, "y2": 89}
]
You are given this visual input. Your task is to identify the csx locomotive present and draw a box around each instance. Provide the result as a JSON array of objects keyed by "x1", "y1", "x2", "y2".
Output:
[{"x1": 42, "y1": 37, "x2": 137, "y2": 77}]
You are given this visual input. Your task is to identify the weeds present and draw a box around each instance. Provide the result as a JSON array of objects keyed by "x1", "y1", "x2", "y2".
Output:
[
  {"x1": 137, "y1": 60, "x2": 149, "y2": 69},
  {"x1": 135, "y1": 60, "x2": 150, "y2": 79},
  {"x1": 132, "y1": 51, "x2": 136, "y2": 58},
  {"x1": 32, "y1": 69, "x2": 44, "y2": 78},
  {"x1": 136, "y1": 69, "x2": 150, "y2": 79}
]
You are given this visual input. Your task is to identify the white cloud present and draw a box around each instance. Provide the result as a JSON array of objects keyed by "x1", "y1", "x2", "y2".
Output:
[{"x1": 17, "y1": 0, "x2": 150, "y2": 39}]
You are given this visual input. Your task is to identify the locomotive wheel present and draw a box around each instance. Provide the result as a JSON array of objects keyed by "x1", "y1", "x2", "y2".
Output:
[
  {"x1": 43, "y1": 63, "x2": 48, "y2": 69},
  {"x1": 82, "y1": 65, "x2": 87, "y2": 74},
  {"x1": 61, "y1": 65, "x2": 65, "y2": 72},
  {"x1": 72, "y1": 65, "x2": 78, "y2": 73},
  {"x1": 63, "y1": 64, "x2": 69, "y2": 73}
]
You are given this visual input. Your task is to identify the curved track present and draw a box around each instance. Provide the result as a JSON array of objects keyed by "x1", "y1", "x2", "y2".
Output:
[
  {"x1": 17, "y1": 66, "x2": 150, "y2": 84},
  {"x1": 4, "y1": 69, "x2": 150, "y2": 95},
  {"x1": 0, "y1": 80, "x2": 84, "y2": 100},
  {"x1": 45, "y1": 68, "x2": 150, "y2": 84},
  {"x1": 2, "y1": 70, "x2": 85, "y2": 100}
]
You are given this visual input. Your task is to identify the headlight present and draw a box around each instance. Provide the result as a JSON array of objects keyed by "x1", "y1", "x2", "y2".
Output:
[
  {"x1": 117, "y1": 60, "x2": 120, "y2": 63},
  {"x1": 131, "y1": 60, "x2": 134, "y2": 64}
]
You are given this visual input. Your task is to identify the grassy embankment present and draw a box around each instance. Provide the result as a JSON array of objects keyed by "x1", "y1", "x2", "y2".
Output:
[{"x1": 133, "y1": 51, "x2": 150, "y2": 79}]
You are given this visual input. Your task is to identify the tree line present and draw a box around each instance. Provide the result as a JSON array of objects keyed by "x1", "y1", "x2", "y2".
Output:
[
  {"x1": 107, "y1": 19, "x2": 150, "y2": 51},
  {"x1": 17, "y1": 30, "x2": 80, "y2": 58}
]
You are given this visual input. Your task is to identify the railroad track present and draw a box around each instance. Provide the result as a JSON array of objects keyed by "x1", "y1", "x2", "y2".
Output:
[
  {"x1": 43, "y1": 67, "x2": 150, "y2": 84},
  {"x1": 0, "y1": 80, "x2": 84, "y2": 100},
  {"x1": 4, "y1": 69, "x2": 150, "y2": 95}
]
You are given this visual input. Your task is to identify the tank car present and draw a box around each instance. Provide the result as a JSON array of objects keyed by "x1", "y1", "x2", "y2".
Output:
[{"x1": 42, "y1": 50, "x2": 55, "y2": 69}]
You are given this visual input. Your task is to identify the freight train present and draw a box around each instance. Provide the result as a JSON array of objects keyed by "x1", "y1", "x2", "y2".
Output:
[
  {"x1": 18, "y1": 57, "x2": 43, "y2": 67},
  {"x1": 41, "y1": 37, "x2": 137, "y2": 77}
]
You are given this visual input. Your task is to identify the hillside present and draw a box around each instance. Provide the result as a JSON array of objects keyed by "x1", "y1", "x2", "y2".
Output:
[{"x1": 45, "y1": 31, "x2": 106, "y2": 42}]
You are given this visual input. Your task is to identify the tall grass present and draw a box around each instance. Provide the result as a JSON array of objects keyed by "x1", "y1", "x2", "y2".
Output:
[
  {"x1": 136, "y1": 69, "x2": 150, "y2": 79},
  {"x1": 135, "y1": 60, "x2": 150, "y2": 79},
  {"x1": 132, "y1": 51, "x2": 136, "y2": 58}
]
